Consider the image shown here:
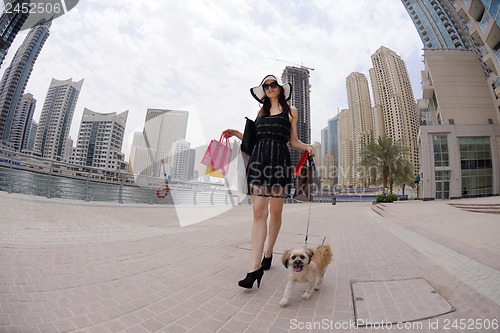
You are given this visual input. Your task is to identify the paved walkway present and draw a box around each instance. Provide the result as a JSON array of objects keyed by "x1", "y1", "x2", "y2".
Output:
[{"x1": 0, "y1": 192, "x2": 499, "y2": 332}]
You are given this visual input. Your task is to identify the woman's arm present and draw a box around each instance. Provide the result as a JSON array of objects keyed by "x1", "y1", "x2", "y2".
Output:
[
  {"x1": 288, "y1": 106, "x2": 315, "y2": 156},
  {"x1": 222, "y1": 129, "x2": 243, "y2": 141}
]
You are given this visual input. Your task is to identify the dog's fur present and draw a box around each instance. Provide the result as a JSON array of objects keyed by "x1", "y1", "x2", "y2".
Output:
[{"x1": 279, "y1": 245, "x2": 333, "y2": 307}]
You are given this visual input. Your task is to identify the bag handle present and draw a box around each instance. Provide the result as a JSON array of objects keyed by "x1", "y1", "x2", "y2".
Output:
[{"x1": 219, "y1": 133, "x2": 230, "y2": 146}]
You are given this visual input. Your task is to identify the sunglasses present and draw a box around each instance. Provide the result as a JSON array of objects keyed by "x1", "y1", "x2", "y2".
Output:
[{"x1": 262, "y1": 81, "x2": 279, "y2": 91}]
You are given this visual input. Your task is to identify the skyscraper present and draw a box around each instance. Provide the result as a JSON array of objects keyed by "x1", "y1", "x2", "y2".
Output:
[
  {"x1": 337, "y1": 109, "x2": 351, "y2": 187},
  {"x1": 402, "y1": 0, "x2": 500, "y2": 199},
  {"x1": 453, "y1": 0, "x2": 500, "y2": 123},
  {"x1": 401, "y1": 0, "x2": 467, "y2": 49},
  {"x1": 9, "y1": 92, "x2": 36, "y2": 152},
  {"x1": 0, "y1": 1, "x2": 29, "y2": 68},
  {"x1": 34, "y1": 78, "x2": 84, "y2": 160},
  {"x1": 26, "y1": 119, "x2": 37, "y2": 151},
  {"x1": 281, "y1": 66, "x2": 311, "y2": 166},
  {"x1": 321, "y1": 115, "x2": 338, "y2": 186},
  {"x1": 369, "y1": 46, "x2": 420, "y2": 172},
  {"x1": 70, "y1": 108, "x2": 128, "y2": 171},
  {"x1": 402, "y1": 0, "x2": 500, "y2": 123},
  {"x1": 130, "y1": 109, "x2": 189, "y2": 179},
  {"x1": 168, "y1": 139, "x2": 190, "y2": 181},
  {"x1": 0, "y1": 21, "x2": 50, "y2": 149},
  {"x1": 346, "y1": 72, "x2": 373, "y2": 186}
]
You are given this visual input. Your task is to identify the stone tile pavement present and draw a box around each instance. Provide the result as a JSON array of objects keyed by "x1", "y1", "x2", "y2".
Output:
[{"x1": 0, "y1": 191, "x2": 499, "y2": 332}]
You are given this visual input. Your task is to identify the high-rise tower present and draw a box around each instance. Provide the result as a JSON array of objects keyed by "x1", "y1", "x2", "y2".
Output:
[
  {"x1": 168, "y1": 139, "x2": 191, "y2": 181},
  {"x1": 346, "y1": 72, "x2": 373, "y2": 186},
  {"x1": 402, "y1": 0, "x2": 500, "y2": 123},
  {"x1": 401, "y1": 0, "x2": 468, "y2": 49},
  {"x1": 70, "y1": 108, "x2": 128, "y2": 171},
  {"x1": 320, "y1": 116, "x2": 338, "y2": 188},
  {"x1": 281, "y1": 66, "x2": 311, "y2": 166},
  {"x1": 0, "y1": 21, "x2": 50, "y2": 149},
  {"x1": 130, "y1": 109, "x2": 189, "y2": 179},
  {"x1": 402, "y1": 0, "x2": 500, "y2": 199},
  {"x1": 0, "y1": 1, "x2": 30, "y2": 68},
  {"x1": 418, "y1": 49, "x2": 499, "y2": 199},
  {"x1": 34, "y1": 78, "x2": 84, "y2": 160},
  {"x1": 369, "y1": 46, "x2": 420, "y2": 172},
  {"x1": 337, "y1": 109, "x2": 351, "y2": 187},
  {"x1": 10, "y1": 92, "x2": 36, "y2": 152}
]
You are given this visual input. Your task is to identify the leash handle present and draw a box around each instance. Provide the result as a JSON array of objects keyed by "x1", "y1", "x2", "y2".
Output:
[{"x1": 293, "y1": 151, "x2": 309, "y2": 176}]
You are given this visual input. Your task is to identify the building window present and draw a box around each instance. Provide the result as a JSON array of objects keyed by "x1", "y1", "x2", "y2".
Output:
[
  {"x1": 459, "y1": 137, "x2": 493, "y2": 197},
  {"x1": 432, "y1": 135, "x2": 449, "y2": 167},
  {"x1": 479, "y1": 10, "x2": 490, "y2": 32}
]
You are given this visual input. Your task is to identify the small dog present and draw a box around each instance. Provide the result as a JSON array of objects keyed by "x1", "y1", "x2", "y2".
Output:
[{"x1": 279, "y1": 245, "x2": 333, "y2": 307}]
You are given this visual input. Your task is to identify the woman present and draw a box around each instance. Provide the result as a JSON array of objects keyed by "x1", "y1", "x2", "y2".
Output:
[{"x1": 223, "y1": 74, "x2": 315, "y2": 289}]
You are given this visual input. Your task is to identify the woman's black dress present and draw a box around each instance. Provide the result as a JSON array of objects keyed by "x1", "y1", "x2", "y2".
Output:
[{"x1": 247, "y1": 111, "x2": 292, "y2": 197}]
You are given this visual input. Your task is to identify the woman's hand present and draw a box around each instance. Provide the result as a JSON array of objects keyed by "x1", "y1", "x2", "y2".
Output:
[
  {"x1": 306, "y1": 144, "x2": 315, "y2": 157},
  {"x1": 223, "y1": 129, "x2": 243, "y2": 140}
]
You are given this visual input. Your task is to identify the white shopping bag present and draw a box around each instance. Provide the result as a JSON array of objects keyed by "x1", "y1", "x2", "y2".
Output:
[{"x1": 225, "y1": 141, "x2": 249, "y2": 197}]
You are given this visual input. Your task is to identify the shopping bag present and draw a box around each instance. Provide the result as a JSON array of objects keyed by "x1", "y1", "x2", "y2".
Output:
[
  {"x1": 225, "y1": 141, "x2": 249, "y2": 195},
  {"x1": 293, "y1": 151, "x2": 316, "y2": 202},
  {"x1": 205, "y1": 166, "x2": 225, "y2": 178},
  {"x1": 201, "y1": 134, "x2": 232, "y2": 175},
  {"x1": 241, "y1": 117, "x2": 256, "y2": 155}
]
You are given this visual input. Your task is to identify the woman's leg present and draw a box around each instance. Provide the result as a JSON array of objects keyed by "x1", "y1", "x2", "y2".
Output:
[
  {"x1": 248, "y1": 194, "x2": 269, "y2": 272},
  {"x1": 264, "y1": 196, "x2": 285, "y2": 258}
]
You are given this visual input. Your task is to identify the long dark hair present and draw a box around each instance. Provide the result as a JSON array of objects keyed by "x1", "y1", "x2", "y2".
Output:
[{"x1": 257, "y1": 86, "x2": 292, "y2": 119}]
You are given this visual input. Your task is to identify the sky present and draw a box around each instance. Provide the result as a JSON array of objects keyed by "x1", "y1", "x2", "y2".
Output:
[{"x1": 1, "y1": 0, "x2": 423, "y2": 160}]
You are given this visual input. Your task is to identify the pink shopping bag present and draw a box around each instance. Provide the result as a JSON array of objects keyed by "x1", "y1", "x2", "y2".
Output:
[{"x1": 201, "y1": 134, "x2": 232, "y2": 175}]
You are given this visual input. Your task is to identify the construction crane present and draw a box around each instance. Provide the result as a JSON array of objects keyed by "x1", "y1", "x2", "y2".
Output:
[{"x1": 267, "y1": 57, "x2": 315, "y2": 71}]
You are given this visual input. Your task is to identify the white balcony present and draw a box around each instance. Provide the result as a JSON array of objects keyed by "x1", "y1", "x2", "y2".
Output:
[{"x1": 422, "y1": 79, "x2": 434, "y2": 99}]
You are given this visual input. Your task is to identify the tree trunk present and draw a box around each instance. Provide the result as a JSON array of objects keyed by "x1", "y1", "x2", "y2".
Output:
[{"x1": 383, "y1": 167, "x2": 389, "y2": 190}]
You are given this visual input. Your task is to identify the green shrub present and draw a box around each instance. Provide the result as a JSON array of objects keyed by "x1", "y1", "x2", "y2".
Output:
[
  {"x1": 386, "y1": 194, "x2": 397, "y2": 202},
  {"x1": 376, "y1": 193, "x2": 397, "y2": 203}
]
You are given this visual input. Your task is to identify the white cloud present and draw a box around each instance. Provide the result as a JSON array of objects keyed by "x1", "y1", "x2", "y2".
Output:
[{"x1": 1, "y1": 0, "x2": 423, "y2": 159}]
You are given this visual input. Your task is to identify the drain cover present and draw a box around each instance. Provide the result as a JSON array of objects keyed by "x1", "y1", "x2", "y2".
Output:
[{"x1": 352, "y1": 278, "x2": 455, "y2": 326}]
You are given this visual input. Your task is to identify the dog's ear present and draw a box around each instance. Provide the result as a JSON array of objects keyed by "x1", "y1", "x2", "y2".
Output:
[
  {"x1": 281, "y1": 249, "x2": 291, "y2": 268},
  {"x1": 305, "y1": 248, "x2": 314, "y2": 264}
]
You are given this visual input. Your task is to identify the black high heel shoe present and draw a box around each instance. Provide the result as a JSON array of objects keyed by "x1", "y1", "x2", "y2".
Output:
[
  {"x1": 261, "y1": 255, "x2": 273, "y2": 271},
  {"x1": 238, "y1": 267, "x2": 264, "y2": 289}
]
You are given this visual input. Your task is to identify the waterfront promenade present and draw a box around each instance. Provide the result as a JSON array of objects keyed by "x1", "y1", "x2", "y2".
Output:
[{"x1": 0, "y1": 191, "x2": 499, "y2": 332}]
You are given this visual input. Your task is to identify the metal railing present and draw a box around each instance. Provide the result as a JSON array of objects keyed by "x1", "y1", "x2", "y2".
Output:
[{"x1": 0, "y1": 162, "x2": 240, "y2": 206}]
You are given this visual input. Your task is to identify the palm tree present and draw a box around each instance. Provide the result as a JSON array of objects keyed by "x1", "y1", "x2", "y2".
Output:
[
  {"x1": 360, "y1": 136, "x2": 408, "y2": 194},
  {"x1": 392, "y1": 158, "x2": 414, "y2": 197}
]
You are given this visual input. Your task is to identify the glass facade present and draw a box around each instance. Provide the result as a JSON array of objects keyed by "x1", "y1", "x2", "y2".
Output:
[
  {"x1": 432, "y1": 135, "x2": 449, "y2": 167},
  {"x1": 459, "y1": 137, "x2": 493, "y2": 197},
  {"x1": 401, "y1": 0, "x2": 465, "y2": 49},
  {"x1": 433, "y1": 135, "x2": 450, "y2": 199},
  {"x1": 480, "y1": 10, "x2": 491, "y2": 32},
  {"x1": 435, "y1": 170, "x2": 450, "y2": 199},
  {"x1": 481, "y1": 0, "x2": 500, "y2": 28}
]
